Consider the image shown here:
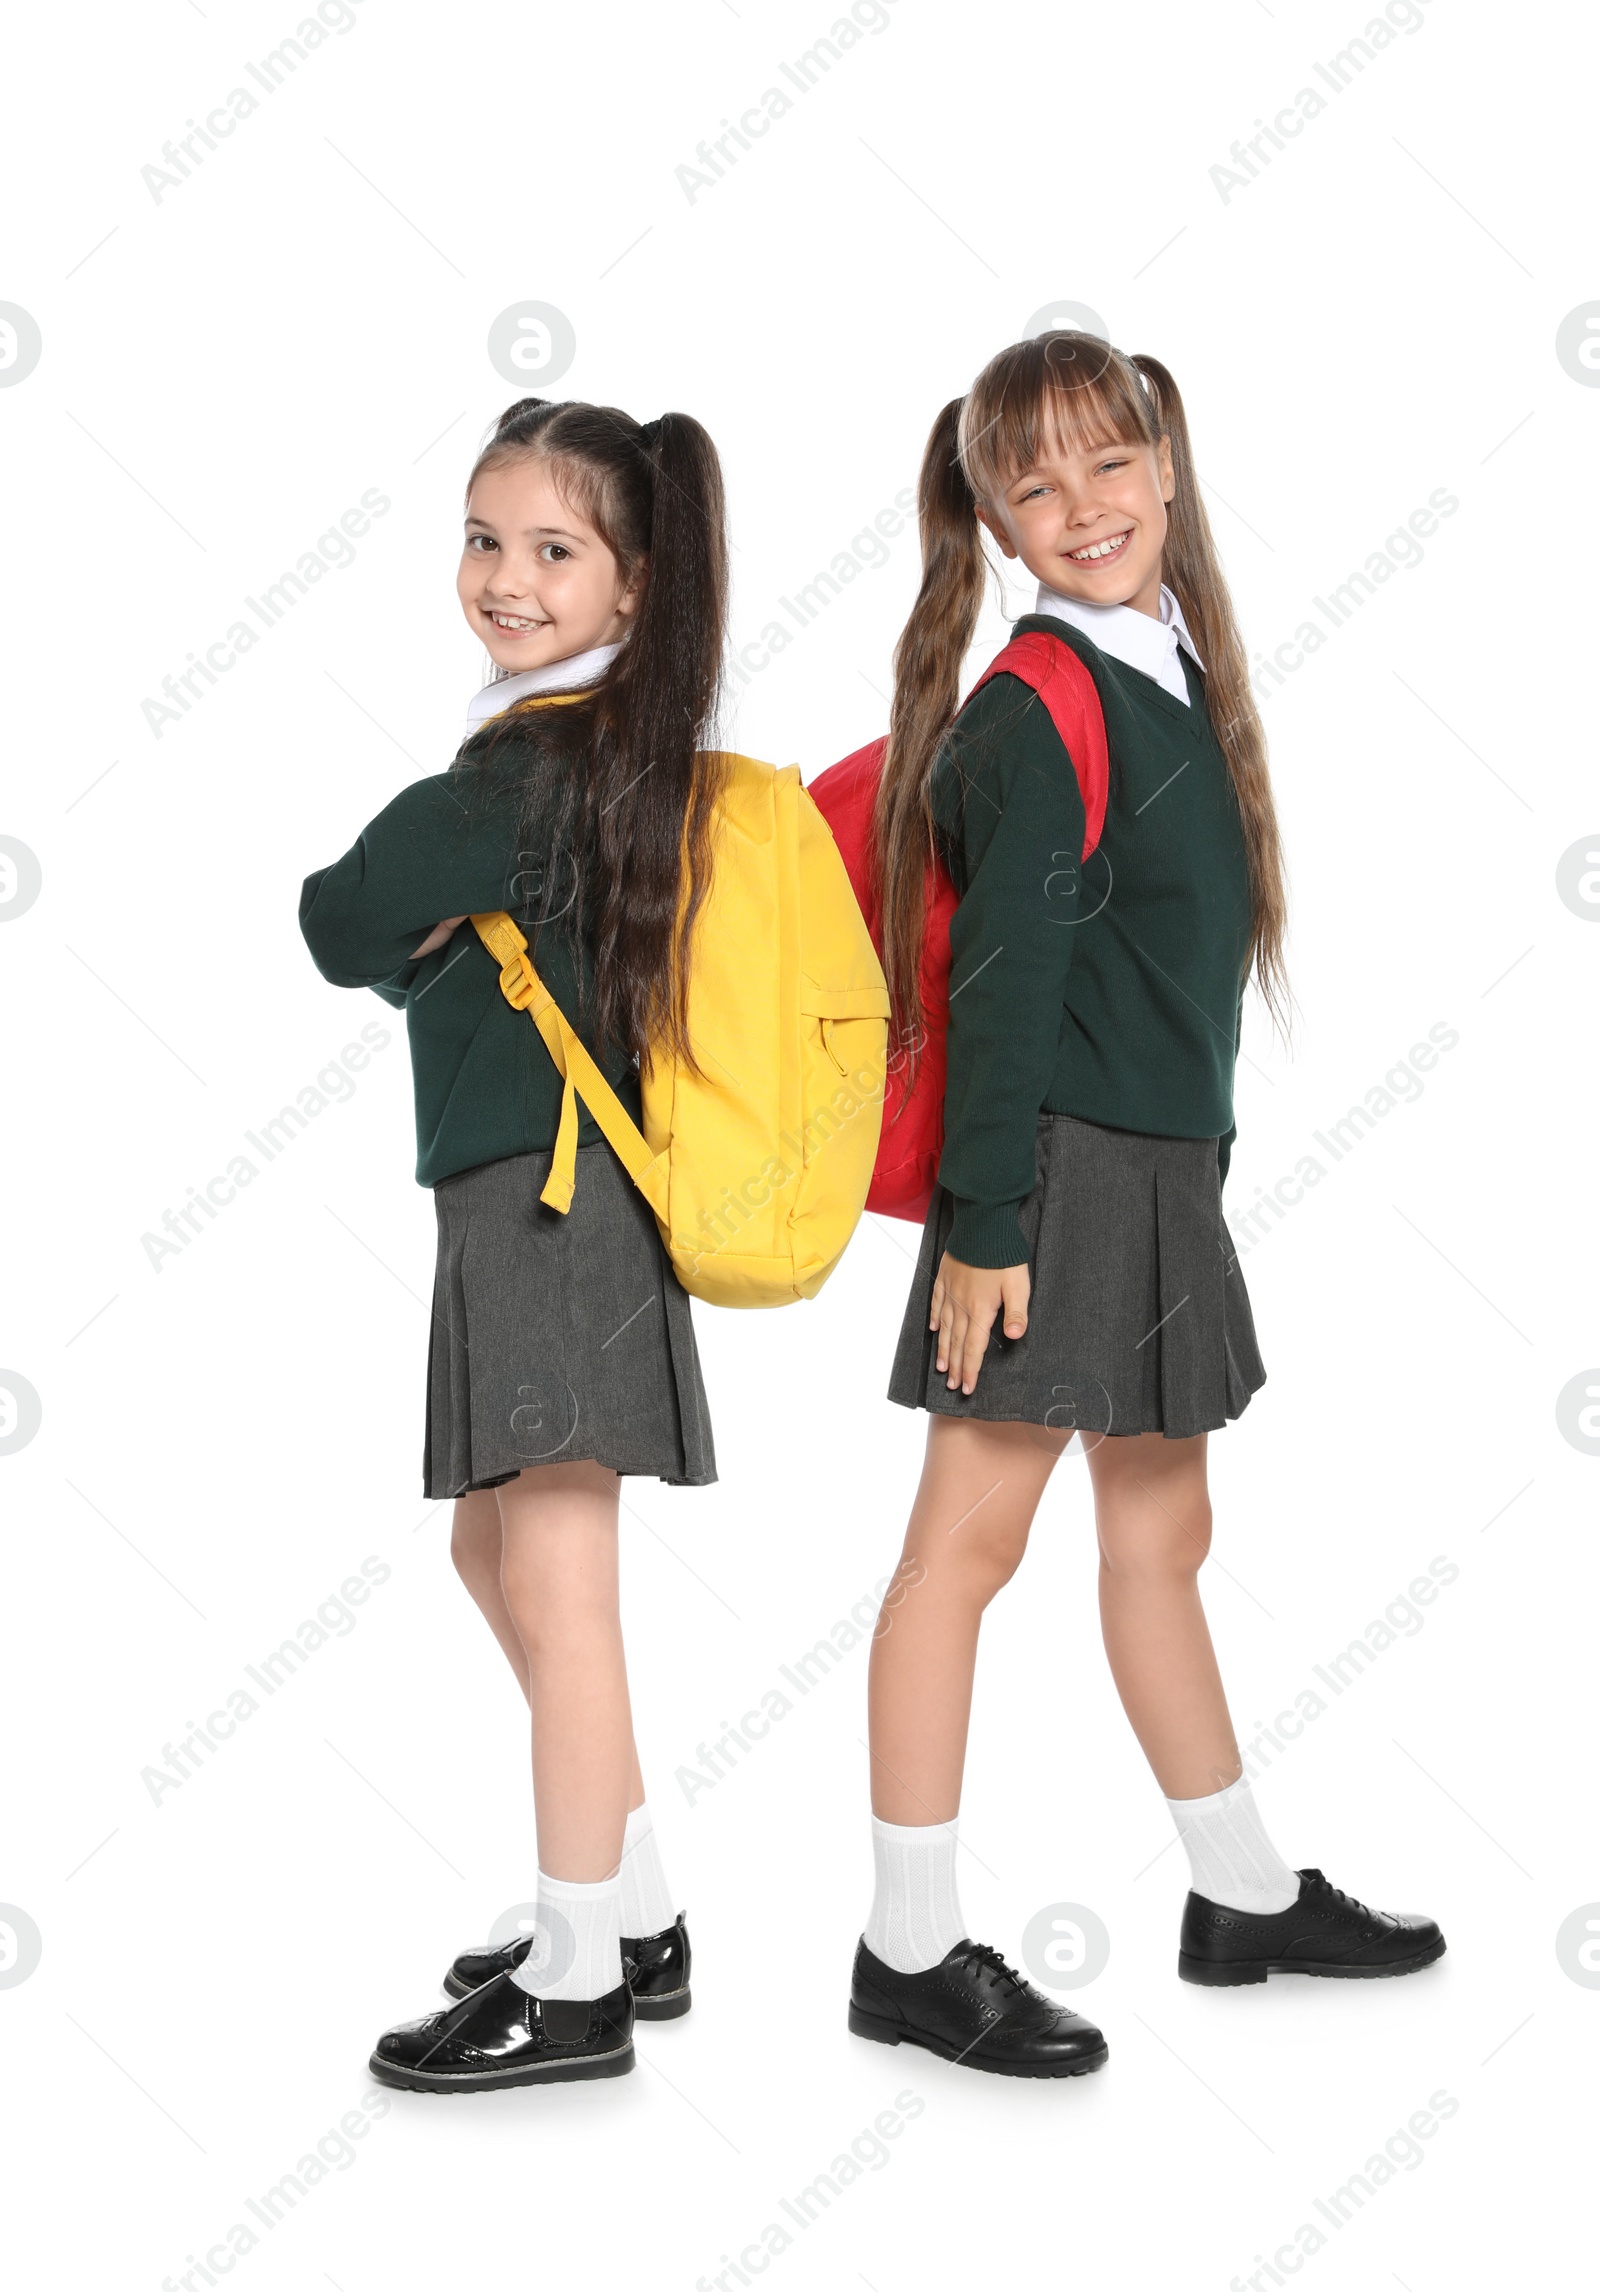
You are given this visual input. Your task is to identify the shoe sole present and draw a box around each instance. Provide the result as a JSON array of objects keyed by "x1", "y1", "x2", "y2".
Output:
[
  {"x1": 1178, "y1": 1936, "x2": 1447, "y2": 1987},
  {"x1": 367, "y1": 2039, "x2": 635, "y2": 2093},
  {"x1": 441, "y1": 1971, "x2": 690, "y2": 2020},
  {"x1": 631, "y1": 1987, "x2": 691, "y2": 2022},
  {"x1": 847, "y1": 2001, "x2": 1108, "y2": 2078}
]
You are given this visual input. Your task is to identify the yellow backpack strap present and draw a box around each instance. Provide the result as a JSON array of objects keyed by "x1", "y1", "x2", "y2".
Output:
[{"x1": 469, "y1": 913, "x2": 668, "y2": 1221}]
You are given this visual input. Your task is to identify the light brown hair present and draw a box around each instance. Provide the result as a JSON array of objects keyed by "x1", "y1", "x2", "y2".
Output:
[{"x1": 875, "y1": 331, "x2": 1289, "y2": 1050}]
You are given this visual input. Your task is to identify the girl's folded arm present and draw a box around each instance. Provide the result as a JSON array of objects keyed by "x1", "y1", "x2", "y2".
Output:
[
  {"x1": 366, "y1": 957, "x2": 427, "y2": 1009},
  {"x1": 298, "y1": 774, "x2": 510, "y2": 988}
]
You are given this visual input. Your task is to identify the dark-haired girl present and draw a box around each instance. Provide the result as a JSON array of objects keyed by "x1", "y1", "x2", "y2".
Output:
[
  {"x1": 848, "y1": 335, "x2": 1443, "y2": 2075},
  {"x1": 301, "y1": 399, "x2": 727, "y2": 2092}
]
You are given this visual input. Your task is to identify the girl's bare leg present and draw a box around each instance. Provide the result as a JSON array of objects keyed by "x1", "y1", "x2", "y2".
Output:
[
  {"x1": 866, "y1": 1419, "x2": 1243, "y2": 1818},
  {"x1": 450, "y1": 1489, "x2": 531, "y2": 1695},
  {"x1": 494, "y1": 1462, "x2": 634, "y2": 1881},
  {"x1": 452, "y1": 1484, "x2": 647, "y2": 1814},
  {"x1": 867, "y1": 1415, "x2": 1071, "y2": 1824},
  {"x1": 1081, "y1": 1429, "x2": 1241, "y2": 1798}
]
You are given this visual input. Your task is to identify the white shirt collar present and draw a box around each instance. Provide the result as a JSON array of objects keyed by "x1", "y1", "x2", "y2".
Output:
[
  {"x1": 465, "y1": 642, "x2": 622, "y2": 737},
  {"x1": 1032, "y1": 581, "x2": 1203, "y2": 707}
]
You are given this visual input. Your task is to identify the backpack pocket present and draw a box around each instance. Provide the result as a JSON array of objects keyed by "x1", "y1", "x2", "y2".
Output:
[{"x1": 789, "y1": 983, "x2": 889, "y2": 1293}]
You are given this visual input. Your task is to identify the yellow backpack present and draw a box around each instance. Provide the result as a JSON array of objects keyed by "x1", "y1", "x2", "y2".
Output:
[{"x1": 470, "y1": 751, "x2": 889, "y2": 1308}]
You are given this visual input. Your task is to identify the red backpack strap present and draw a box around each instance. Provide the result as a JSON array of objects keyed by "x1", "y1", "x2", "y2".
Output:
[{"x1": 967, "y1": 630, "x2": 1109, "y2": 858}]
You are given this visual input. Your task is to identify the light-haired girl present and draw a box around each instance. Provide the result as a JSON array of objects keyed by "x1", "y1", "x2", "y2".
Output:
[{"x1": 848, "y1": 334, "x2": 1443, "y2": 2074}]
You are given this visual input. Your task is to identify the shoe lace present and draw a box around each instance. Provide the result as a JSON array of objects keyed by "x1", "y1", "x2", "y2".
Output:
[
  {"x1": 955, "y1": 1940, "x2": 1028, "y2": 1994},
  {"x1": 1301, "y1": 1869, "x2": 1375, "y2": 1921}
]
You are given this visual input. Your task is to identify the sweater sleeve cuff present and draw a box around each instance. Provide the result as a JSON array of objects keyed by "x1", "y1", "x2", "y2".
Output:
[{"x1": 943, "y1": 1198, "x2": 1029, "y2": 1270}]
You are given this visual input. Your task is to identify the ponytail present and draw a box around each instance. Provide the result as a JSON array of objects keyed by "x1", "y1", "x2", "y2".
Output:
[
  {"x1": 589, "y1": 410, "x2": 729, "y2": 1066},
  {"x1": 1128, "y1": 353, "x2": 1287, "y2": 1027},
  {"x1": 875, "y1": 397, "x2": 989, "y2": 1058}
]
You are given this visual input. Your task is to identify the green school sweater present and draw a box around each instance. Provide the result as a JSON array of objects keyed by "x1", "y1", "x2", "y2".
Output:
[
  {"x1": 299, "y1": 767, "x2": 639, "y2": 1187},
  {"x1": 934, "y1": 615, "x2": 1253, "y2": 1267}
]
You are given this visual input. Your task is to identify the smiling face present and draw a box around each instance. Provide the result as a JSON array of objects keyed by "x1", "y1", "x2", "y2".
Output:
[
  {"x1": 976, "y1": 423, "x2": 1175, "y2": 620},
  {"x1": 457, "y1": 456, "x2": 641, "y2": 674}
]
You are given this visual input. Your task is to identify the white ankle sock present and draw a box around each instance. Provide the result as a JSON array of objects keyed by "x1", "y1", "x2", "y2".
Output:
[
  {"x1": 1164, "y1": 1776, "x2": 1300, "y2": 1913},
  {"x1": 617, "y1": 1801, "x2": 677, "y2": 1938},
  {"x1": 864, "y1": 1817, "x2": 967, "y2": 1974},
  {"x1": 508, "y1": 1869, "x2": 624, "y2": 2001}
]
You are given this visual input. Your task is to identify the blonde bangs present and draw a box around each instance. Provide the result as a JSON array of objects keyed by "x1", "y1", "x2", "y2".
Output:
[{"x1": 958, "y1": 333, "x2": 1157, "y2": 503}]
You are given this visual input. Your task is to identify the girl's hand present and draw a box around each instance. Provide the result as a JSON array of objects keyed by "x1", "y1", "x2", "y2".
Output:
[
  {"x1": 930, "y1": 1252, "x2": 1030, "y2": 1395},
  {"x1": 410, "y1": 915, "x2": 468, "y2": 958}
]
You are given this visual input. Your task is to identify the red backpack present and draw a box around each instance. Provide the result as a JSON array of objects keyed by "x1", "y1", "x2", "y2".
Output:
[{"x1": 809, "y1": 629, "x2": 1110, "y2": 1223}]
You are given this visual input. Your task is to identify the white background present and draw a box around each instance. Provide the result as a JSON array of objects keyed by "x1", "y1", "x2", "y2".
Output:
[{"x1": 2, "y1": 0, "x2": 1595, "y2": 2284}]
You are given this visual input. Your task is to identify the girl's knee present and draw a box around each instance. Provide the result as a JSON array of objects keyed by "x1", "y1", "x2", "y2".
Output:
[
  {"x1": 1097, "y1": 1492, "x2": 1213, "y2": 1580},
  {"x1": 504, "y1": 1593, "x2": 618, "y2": 1666},
  {"x1": 933, "y1": 1513, "x2": 1033, "y2": 1605},
  {"x1": 972, "y1": 1520, "x2": 1032, "y2": 1599},
  {"x1": 499, "y1": 1546, "x2": 619, "y2": 1649}
]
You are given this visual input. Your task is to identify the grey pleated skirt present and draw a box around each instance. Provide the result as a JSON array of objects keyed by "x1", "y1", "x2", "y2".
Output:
[
  {"x1": 888, "y1": 1113, "x2": 1265, "y2": 1439},
  {"x1": 424, "y1": 1142, "x2": 716, "y2": 1498}
]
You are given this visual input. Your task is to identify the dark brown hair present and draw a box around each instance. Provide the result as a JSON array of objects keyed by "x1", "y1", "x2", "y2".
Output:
[
  {"x1": 458, "y1": 397, "x2": 729, "y2": 1066},
  {"x1": 876, "y1": 332, "x2": 1288, "y2": 1050}
]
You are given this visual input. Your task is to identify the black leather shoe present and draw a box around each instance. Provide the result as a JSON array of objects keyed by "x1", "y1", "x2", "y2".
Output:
[
  {"x1": 443, "y1": 1913, "x2": 692, "y2": 2020},
  {"x1": 849, "y1": 1937, "x2": 1108, "y2": 2078},
  {"x1": 1178, "y1": 1868, "x2": 1446, "y2": 1986},
  {"x1": 623, "y1": 1913, "x2": 692, "y2": 2019},
  {"x1": 370, "y1": 1971, "x2": 634, "y2": 2092}
]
